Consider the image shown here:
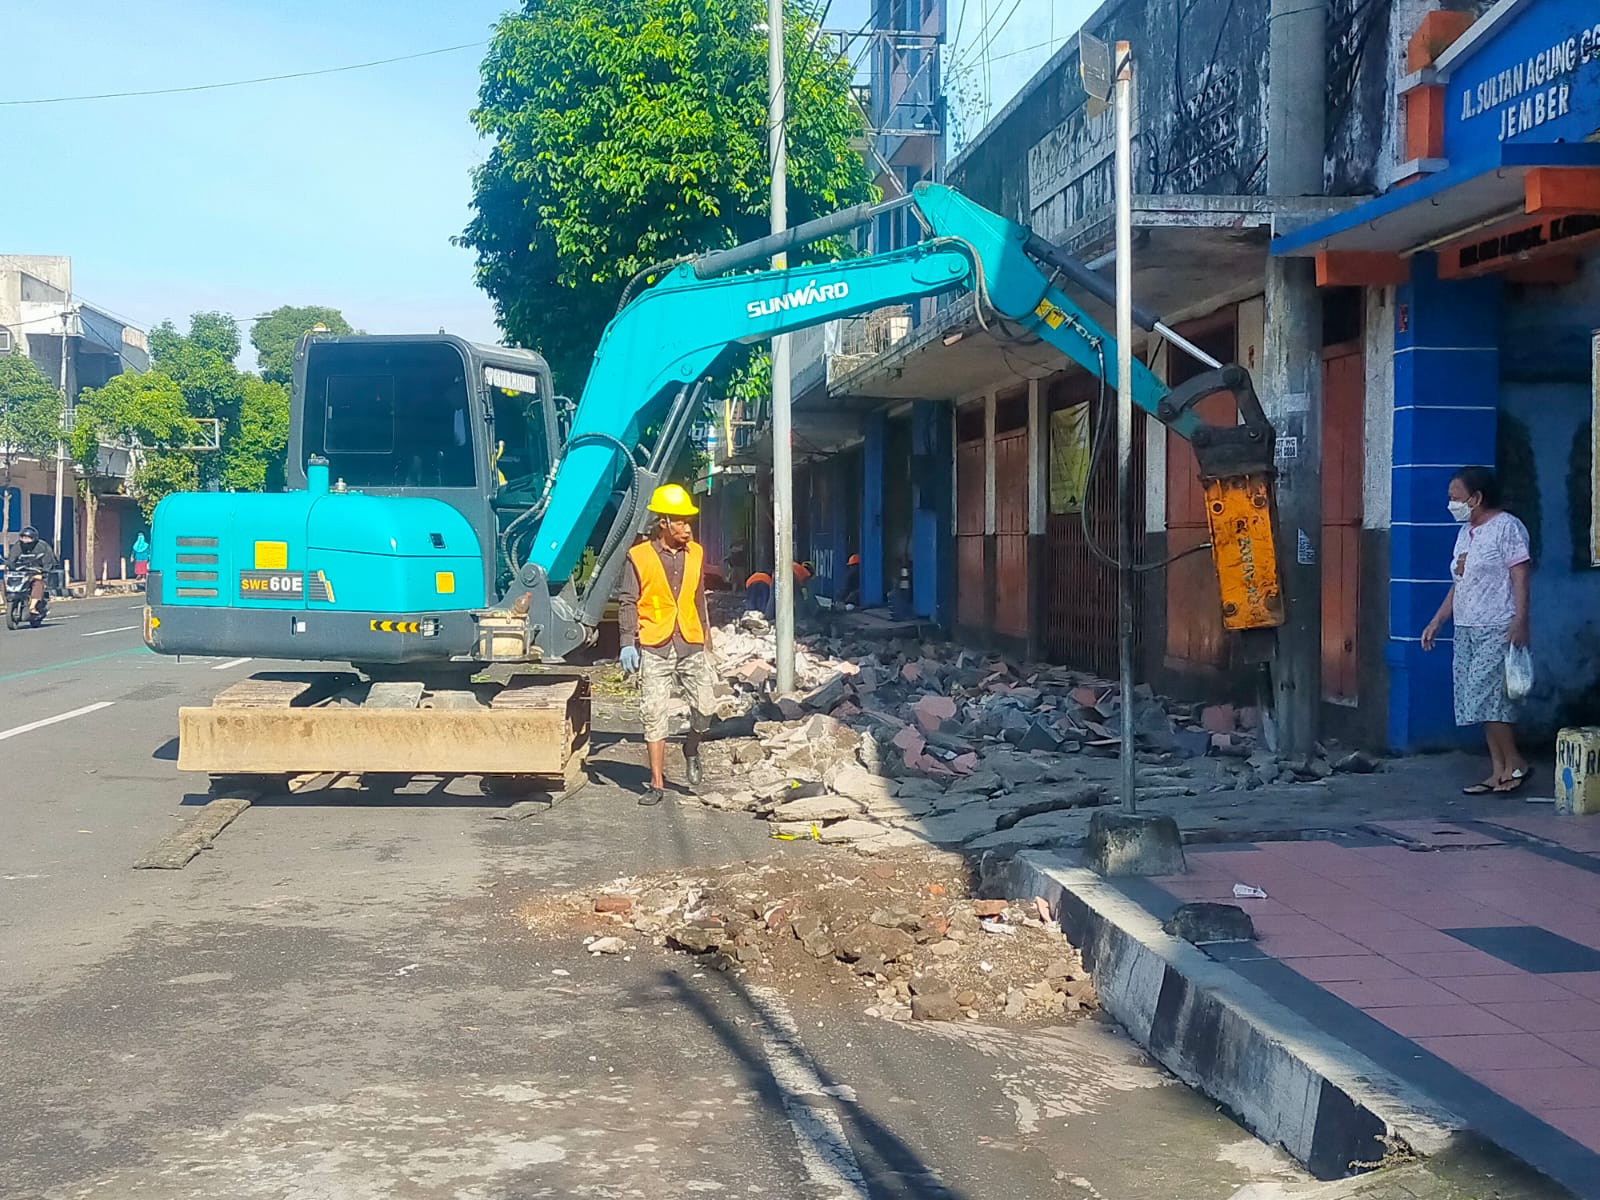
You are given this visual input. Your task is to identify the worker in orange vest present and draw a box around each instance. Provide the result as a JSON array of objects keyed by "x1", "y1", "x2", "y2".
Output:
[{"x1": 617, "y1": 483, "x2": 716, "y2": 806}]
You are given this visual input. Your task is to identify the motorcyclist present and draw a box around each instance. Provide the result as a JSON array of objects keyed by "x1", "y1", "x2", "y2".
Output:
[{"x1": 6, "y1": 526, "x2": 58, "y2": 615}]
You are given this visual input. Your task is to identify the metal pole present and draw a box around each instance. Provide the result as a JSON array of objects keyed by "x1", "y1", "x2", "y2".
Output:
[
  {"x1": 1114, "y1": 42, "x2": 1137, "y2": 814},
  {"x1": 53, "y1": 299, "x2": 71, "y2": 563},
  {"x1": 769, "y1": 0, "x2": 796, "y2": 695}
]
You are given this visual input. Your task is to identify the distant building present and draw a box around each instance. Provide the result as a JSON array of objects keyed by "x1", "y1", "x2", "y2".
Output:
[{"x1": 0, "y1": 255, "x2": 150, "y2": 579}]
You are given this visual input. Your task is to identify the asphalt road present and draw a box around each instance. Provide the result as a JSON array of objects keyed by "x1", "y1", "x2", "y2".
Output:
[{"x1": 0, "y1": 595, "x2": 1320, "y2": 1199}]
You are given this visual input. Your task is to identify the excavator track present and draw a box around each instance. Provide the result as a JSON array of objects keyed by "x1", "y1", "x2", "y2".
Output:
[{"x1": 180, "y1": 671, "x2": 590, "y2": 801}]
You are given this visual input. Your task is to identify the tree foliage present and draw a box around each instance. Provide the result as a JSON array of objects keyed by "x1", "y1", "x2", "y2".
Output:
[
  {"x1": 0, "y1": 350, "x2": 64, "y2": 466},
  {"x1": 252, "y1": 305, "x2": 355, "y2": 384},
  {"x1": 0, "y1": 351, "x2": 64, "y2": 539},
  {"x1": 149, "y1": 311, "x2": 292, "y2": 491},
  {"x1": 461, "y1": 0, "x2": 875, "y2": 393}
]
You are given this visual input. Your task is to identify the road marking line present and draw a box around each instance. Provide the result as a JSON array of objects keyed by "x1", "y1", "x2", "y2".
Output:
[
  {"x1": 747, "y1": 985, "x2": 870, "y2": 1197},
  {"x1": 0, "y1": 649, "x2": 143, "y2": 684},
  {"x1": 212, "y1": 656, "x2": 252, "y2": 671},
  {"x1": 82, "y1": 624, "x2": 140, "y2": 637},
  {"x1": 0, "y1": 701, "x2": 115, "y2": 741}
]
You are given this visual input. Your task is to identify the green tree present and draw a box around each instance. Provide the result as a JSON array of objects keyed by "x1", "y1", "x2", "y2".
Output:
[
  {"x1": 150, "y1": 311, "x2": 293, "y2": 492},
  {"x1": 0, "y1": 351, "x2": 64, "y2": 544},
  {"x1": 460, "y1": 0, "x2": 875, "y2": 393},
  {"x1": 219, "y1": 376, "x2": 291, "y2": 493},
  {"x1": 71, "y1": 372, "x2": 200, "y2": 575},
  {"x1": 251, "y1": 305, "x2": 354, "y2": 384}
]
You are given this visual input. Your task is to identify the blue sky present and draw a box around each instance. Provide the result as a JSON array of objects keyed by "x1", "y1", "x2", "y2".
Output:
[{"x1": 2, "y1": 0, "x2": 1078, "y2": 369}]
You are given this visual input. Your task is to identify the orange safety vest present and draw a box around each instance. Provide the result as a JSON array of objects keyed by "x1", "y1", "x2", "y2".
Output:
[{"x1": 628, "y1": 540, "x2": 706, "y2": 647}]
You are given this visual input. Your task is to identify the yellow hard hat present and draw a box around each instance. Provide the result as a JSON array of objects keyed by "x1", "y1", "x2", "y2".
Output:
[{"x1": 648, "y1": 483, "x2": 699, "y2": 516}]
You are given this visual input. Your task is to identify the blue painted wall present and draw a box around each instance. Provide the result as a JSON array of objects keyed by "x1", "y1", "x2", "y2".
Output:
[
  {"x1": 911, "y1": 399, "x2": 953, "y2": 625},
  {"x1": 1497, "y1": 259, "x2": 1600, "y2": 732},
  {"x1": 1386, "y1": 254, "x2": 1502, "y2": 750}
]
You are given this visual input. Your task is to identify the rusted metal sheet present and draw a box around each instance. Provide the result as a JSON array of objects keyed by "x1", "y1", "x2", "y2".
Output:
[
  {"x1": 994, "y1": 427, "x2": 1030, "y2": 638},
  {"x1": 956, "y1": 435, "x2": 986, "y2": 630}
]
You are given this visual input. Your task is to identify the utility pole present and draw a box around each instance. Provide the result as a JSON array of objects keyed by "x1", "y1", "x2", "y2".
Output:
[
  {"x1": 769, "y1": 0, "x2": 796, "y2": 695},
  {"x1": 1263, "y1": 0, "x2": 1327, "y2": 758},
  {"x1": 53, "y1": 297, "x2": 73, "y2": 565},
  {"x1": 1113, "y1": 41, "x2": 1137, "y2": 814}
]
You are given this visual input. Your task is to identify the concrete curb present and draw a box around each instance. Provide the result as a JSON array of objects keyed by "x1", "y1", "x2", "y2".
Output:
[{"x1": 986, "y1": 850, "x2": 1466, "y2": 1180}]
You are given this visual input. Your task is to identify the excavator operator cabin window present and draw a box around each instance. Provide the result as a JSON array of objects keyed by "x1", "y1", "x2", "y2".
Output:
[
  {"x1": 487, "y1": 372, "x2": 549, "y2": 500},
  {"x1": 303, "y1": 341, "x2": 477, "y2": 489}
]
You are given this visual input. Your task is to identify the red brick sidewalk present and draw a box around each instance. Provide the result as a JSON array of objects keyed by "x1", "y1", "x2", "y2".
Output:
[{"x1": 1146, "y1": 814, "x2": 1600, "y2": 1189}]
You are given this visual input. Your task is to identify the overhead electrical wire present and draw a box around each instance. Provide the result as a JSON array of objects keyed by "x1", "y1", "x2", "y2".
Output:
[{"x1": 0, "y1": 41, "x2": 484, "y2": 107}]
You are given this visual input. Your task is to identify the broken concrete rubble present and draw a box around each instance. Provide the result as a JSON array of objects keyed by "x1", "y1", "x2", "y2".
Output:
[{"x1": 684, "y1": 611, "x2": 1364, "y2": 847}]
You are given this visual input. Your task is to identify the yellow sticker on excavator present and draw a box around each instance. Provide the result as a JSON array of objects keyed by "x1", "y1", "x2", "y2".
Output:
[
  {"x1": 370, "y1": 619, "x2": 421, "y2": 634},
  {"x1": 1033, "y1": 298, "x2": 1067, "y2": 330},
  {"x1": 254, "y1": 541, "x2": 288, "y2": 570}
]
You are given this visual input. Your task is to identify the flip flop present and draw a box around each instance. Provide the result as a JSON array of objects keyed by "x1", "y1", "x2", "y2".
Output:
[
  {"x1": 1461, "y1": 782, "x2": 1497, "y2": 795},
  {"x1": 1494, "y1": 769, "x2": 1532, "y2": 795}
]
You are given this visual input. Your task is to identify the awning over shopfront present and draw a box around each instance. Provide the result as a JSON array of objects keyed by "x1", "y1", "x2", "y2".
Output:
[
  {"x1": 1271, "y1": 0, "x2": 1600, "y2": 284},
  {"x1": 1271, "y1": 143, "x2": 1600, "y2": 265}
]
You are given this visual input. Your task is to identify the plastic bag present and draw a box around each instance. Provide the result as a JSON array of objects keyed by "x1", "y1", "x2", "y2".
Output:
[{"x1": 1504, "y1": 644, "x2": 1535, "y2": 700}]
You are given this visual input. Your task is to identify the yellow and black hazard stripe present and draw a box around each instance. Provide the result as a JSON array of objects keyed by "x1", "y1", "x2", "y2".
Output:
[{"x1": 369, "y1": 619, "x2": 421, "y2": 634}]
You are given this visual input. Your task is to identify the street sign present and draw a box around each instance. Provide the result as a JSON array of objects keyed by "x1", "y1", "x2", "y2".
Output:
[{"x1": 1079, "y1": 31, "x2": 1112, "y2": 117}]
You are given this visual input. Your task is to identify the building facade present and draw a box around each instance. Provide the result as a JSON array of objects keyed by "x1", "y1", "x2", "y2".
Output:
[
  {"x1": 0, "y1": 255, "x2": 151, "y2": 578},
  {"x1": 703, "y1": 0, "x2": 1599, "y2": 754}
]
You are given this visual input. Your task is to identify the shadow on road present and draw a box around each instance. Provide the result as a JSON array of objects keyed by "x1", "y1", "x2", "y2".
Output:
[{"x1": 665, "y1": 967, "x2": 970, "y2": 1200}]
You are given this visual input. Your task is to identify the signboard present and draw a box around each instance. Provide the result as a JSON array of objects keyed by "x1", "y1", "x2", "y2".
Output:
[
  {"x1": 1079, "y1": 30, "x2": 1112, "y2": 118},
  {"x1": 1443, "y1": 0, "x2": 1600, "y2": 158},
  {"x1": 1437, "y1": 211, "x2": 1600, "y2": 278}
]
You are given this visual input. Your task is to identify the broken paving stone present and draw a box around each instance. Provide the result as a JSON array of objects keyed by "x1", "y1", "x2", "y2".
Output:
[
  {"x1": 869, "y1": 907, "x2": 922, "y2": 933},
  {"x1": 668, "y1": 928, "x2": 724, "y2": 954},
  {"x1": 1004, "y1": 989, "x2": 1028, "y2": 1018},
  {"x1": 1044, "y1": 959, "x2": 1076, "y2": 981},
  {"x1": 803, "y1": 672, "x2": 851, "y2": 712},
  {"x1": 910, "y1": 991, "x2": 963, "y2": 1022},
  {"x1": 835, "y1": 924, "x2": 916, "y2": 964},
  {"x1": 972, "y1": 899, "x2": 1009, "y2": 918},
  {"x1": 776, "y1": 698, "x2": 805, "y2": 721},
  {"x1": 817, "y1": 819, "x2": 893, "y2": 844},
  {"x1": 824, "y1": 764, "x2": 896, "y2": 805},
  {"x1": 854, "y1": 953, "x2": 889, "y2": 977},
  {"x1": 1022, "y1": 980, "x2": 1057, "y2": 1003},
  {"x1": 929, "y1": 941, "x2": 962, "y2": 958},
  {"x1": 588, "y1": 936, "x2": 627, "y2": 955},
  {"x1": 594, "y1": 895, "x2": 633, "y2": 916},
  {"x1": 1164, "y1": 902, "x2": 1256, "y2": 944},
  {"x1": 1333, "y1": 750, "x2": 1380, "y2": 774},
  {"x1": 912, "y1": 694, "x2": 958, "y2": 732},
  {"x1": 769, "y1": 795, "x2": 865, "y2": 823}
]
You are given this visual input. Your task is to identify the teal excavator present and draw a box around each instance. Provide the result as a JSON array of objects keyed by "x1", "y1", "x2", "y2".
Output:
[{"x1": 146, "y1": 183, "x2": 1281, "y2": 794}]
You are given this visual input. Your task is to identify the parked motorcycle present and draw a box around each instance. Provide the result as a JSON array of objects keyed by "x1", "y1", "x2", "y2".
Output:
[{"x1": 4, "y1": 568, "x2": 47, "y2": 629}]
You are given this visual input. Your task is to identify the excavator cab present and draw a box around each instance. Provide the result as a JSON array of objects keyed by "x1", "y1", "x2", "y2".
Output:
[{"x1": 146, "y1": 334, "x2": 560, "y2": 665}]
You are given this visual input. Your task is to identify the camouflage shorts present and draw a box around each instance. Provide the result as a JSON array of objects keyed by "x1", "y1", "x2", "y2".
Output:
[{"x1": 639, "y1": 647, "x2": 717, "y2": 742}]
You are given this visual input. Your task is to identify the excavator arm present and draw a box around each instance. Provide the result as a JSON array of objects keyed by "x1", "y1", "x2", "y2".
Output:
[{"x1": 520, "y1": 182, "x2": 1281, "y2": 660}]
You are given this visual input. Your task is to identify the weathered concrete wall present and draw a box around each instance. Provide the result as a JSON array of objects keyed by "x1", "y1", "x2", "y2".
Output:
[
  {"x1": 1497, "y1": 255, "x2": 1600, "y2": 733},
  {"x1": 949, "y1": 0, "x2": 1402, "y2": 230}
]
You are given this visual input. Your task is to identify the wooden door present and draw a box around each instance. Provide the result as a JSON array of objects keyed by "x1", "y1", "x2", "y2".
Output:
[
  {"x1": 994, "y1": 426, "x2": 1029, "y2": 637},
  {"x1": 1321, "y1": 342, "x2": 1364, "y2": 703}
]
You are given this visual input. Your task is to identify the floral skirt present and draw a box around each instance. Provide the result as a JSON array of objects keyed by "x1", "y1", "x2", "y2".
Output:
[{"x1": 1453, "y1": 624, "x2": 1514, "y2": 726}]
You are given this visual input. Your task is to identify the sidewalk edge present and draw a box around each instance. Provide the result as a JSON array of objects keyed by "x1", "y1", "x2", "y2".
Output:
[{"x1": 992, "y1": 850, "x2": 1467, "y2": 1180}]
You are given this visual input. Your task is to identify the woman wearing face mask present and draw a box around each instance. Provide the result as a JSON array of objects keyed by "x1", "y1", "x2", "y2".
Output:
[{"x1": 1421, "y1": 465, "x2": 1532, "y2": 794}]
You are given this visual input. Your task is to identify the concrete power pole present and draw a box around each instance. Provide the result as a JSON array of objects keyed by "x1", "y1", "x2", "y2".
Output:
[
  {"x1": 1263, "y1": 0, "x2": 1327, "y2": 758},
  {"x1": 769, "y1": 0, "x2": 796, "y2": 695},
  {"x1": 52, "y1": 297, "x2": 72, "y2": 565}
]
